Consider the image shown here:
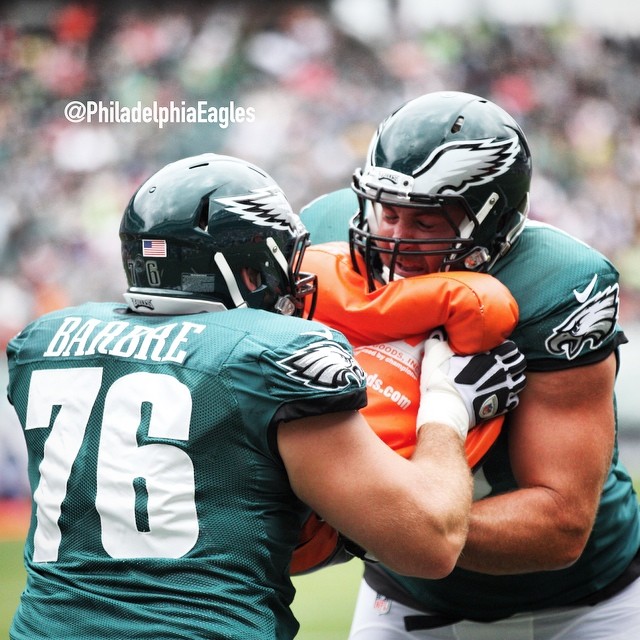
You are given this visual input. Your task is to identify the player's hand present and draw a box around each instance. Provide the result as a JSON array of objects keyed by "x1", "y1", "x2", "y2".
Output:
[{"x1": 416, "y1": 334, "x2": 526, "y2": 438}]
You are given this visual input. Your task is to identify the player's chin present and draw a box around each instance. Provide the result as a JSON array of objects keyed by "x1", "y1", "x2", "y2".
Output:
[{"x1": 394, "y1": 264, "x2": 432, "y2": 278}]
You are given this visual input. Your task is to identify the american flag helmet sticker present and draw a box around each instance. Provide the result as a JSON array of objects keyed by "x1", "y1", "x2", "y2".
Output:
[{"x1": 142, "y1": 239, "x2": 167, "y2": 257}]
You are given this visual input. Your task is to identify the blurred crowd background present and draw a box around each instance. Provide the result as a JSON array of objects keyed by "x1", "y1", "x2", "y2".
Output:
[{"x1": 2, "y1": 0, "x2": 640, "y2": 497}]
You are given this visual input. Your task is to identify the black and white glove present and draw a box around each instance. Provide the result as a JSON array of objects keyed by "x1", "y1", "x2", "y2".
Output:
[{"x1": 416, "y1": 334, "x2": 526, "y2": 439}]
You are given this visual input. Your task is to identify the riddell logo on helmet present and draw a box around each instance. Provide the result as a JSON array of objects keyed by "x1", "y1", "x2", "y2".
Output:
[
  {"x1": 378, "y1": 171, "x2": 399, "y2": 184},
  {"x1": 365, "y1": 167, "x2": 413, "y2": 192},
  {"x1": 131, "y1": 298, "x2": 155, "y2": 311}
]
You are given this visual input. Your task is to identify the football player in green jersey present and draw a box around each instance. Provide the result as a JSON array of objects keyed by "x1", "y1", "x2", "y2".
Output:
[
  {"x1": 6, "y1": 153, "x2": 528, "y2": 640},
  {"x1": 301, "y1": 92, "x2": 640, "y2": 639}
]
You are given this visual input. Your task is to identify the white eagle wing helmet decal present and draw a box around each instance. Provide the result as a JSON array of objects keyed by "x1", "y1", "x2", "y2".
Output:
[
  {"x1": 214, "y1": 185, "x2": 300, "y2": 232},
  {"x1": 277, "y1": 330, "x2": 366, "y2": 391},
  {"x1": 412, "y1": 137, "x2": 521, "y2": 195}
]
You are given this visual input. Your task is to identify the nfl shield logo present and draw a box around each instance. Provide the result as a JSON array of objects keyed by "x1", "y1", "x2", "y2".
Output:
[{"x1": 373, "y1": 594, "x2": 391, "y2": 615}]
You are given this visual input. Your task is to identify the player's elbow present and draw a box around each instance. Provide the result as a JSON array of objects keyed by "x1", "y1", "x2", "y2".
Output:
[
  {"x1": 551, "y1": 525, "x2": 592, "y2": 569},
  {"x1": 539, "y1": 507, "x2": 595, "y2": 570},
  {"x1": 380, "y1": 528, "x2": 466, "y2": 579},
  {"x1": 551, "y1": 493, "x2": 599, "y2": 569},
  {"x1": 418, "y1": 530, "x2": 467, "y2": 578},
  {"x1": 390, "y1": 487, "x2": 471, "y2": 578},
  {"x1": 375, "y1": 503, "x2": 469, "y2": 578},
  {"x1": 429, "y1": 520, "x2": 469, "y2": 577}
]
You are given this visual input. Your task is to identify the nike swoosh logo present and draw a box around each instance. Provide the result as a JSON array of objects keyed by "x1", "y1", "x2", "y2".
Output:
[{"x1": 573, "y1": 274, "x2": 598, "y2": 303}]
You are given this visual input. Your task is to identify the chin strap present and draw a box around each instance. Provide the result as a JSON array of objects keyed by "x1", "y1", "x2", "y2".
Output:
[
  {"x1": 214, "y1": 252, "x2": 248, "y2": 309},
  {"x1": 267, "y1": 237, "x2": 300, "y2": 316}
]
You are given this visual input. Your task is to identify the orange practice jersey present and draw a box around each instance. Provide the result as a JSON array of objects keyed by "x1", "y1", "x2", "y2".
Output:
[
  {"x1": 290, "y1": 243, "x2": 519, "y2": 575},
  {"x1": 303, "y1": 242, "x2": 519, "y2": 463}
]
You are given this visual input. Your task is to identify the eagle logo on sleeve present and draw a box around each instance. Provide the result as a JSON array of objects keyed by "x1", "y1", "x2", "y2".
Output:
[
  {"x1": 277, "y1": 331, "x2": 366, "y2": 390},
  {"x1": 545, "y1": 283, "x2": 619, "y2": 360}
]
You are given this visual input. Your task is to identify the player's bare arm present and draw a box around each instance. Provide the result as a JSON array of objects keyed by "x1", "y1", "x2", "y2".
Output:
[
  {"x1": 278, "y1": 410, "x2": 473, "y2": 579},
  {"x1": 457, "y1": 353, "x2": 616, "y2": 574}
]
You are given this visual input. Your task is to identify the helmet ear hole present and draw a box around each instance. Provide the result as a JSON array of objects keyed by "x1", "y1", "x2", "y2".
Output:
[
  {"x1": 240, "y1": 267, "x2": 262, "y2": 292},
  {"x1": 451, "y1": 116, "x2": 464, "y2": 133},
  {"x1": 197, "y1": 199, "x2": 209, "y2": 231}
]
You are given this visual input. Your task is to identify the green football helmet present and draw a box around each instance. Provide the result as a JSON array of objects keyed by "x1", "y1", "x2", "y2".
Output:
[
  {"x1": 120, "y1": 153, "x2": 317, "y2": 317},
  {"x1": 350, "y1": 91, "x2": 532, "y2": 289}
]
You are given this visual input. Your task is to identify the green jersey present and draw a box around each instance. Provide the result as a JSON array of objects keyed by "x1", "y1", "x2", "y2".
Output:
[
  {"x1": 302, "y1": 189, "x2": 640, "y2": 620},
  {"x1": 7, "y1": 302, "x2": 366, "y2": 639}
]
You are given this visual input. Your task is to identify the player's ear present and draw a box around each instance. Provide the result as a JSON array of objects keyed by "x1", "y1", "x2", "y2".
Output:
[{"x1": 240, "y1": 267, "x2": 262, "y2": 292}]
